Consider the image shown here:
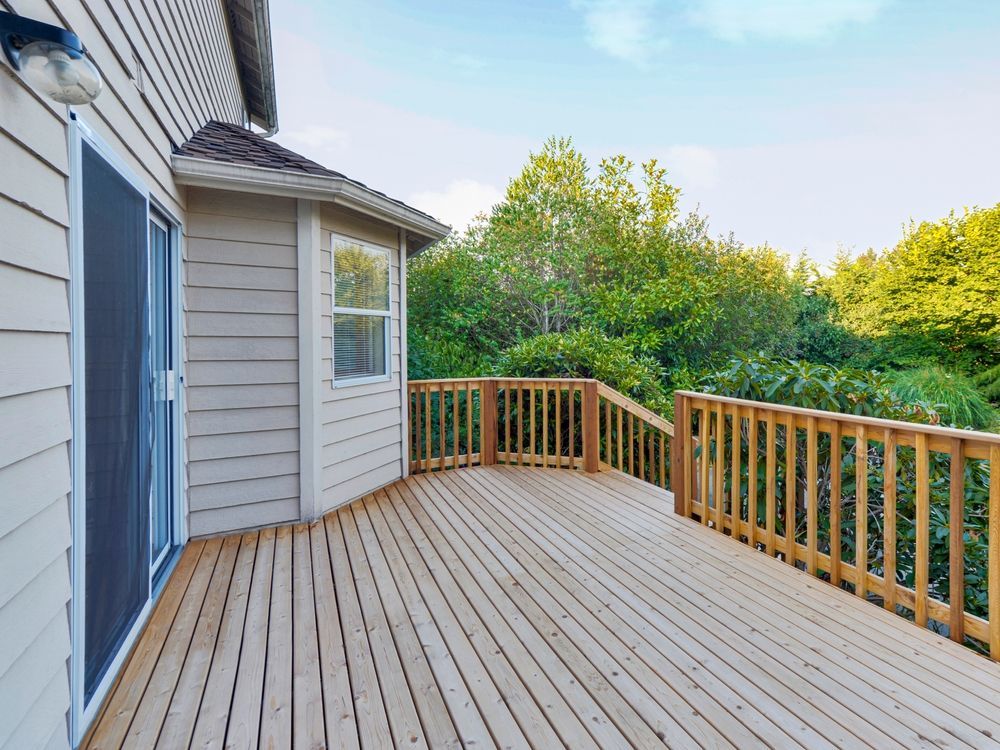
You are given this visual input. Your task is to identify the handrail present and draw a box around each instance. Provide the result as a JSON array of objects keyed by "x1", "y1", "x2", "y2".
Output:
[
  {"x1": 598, "y1": 383, "x2": 673, "y2": 436},
  {"x1": 672, "y1": 390, "x2": 1000, "y2": 660},
  {"x1": 407, "y1": 377, "x2": 674, "y2": 489}
]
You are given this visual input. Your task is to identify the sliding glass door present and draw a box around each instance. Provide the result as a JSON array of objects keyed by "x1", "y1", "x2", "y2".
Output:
[{"x1": 71, "y1": 119, "x2": 181, "y2": 739}]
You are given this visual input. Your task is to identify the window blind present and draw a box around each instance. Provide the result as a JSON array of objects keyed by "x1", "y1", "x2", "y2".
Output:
[{"x1": 333, "y1": 238, "x2": 390, "y2": 382}]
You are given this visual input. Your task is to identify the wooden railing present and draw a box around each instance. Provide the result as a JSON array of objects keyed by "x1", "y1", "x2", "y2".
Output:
[
  {"x1": 407, "y1": 378, "x2": 673, "y2": 488},
  {"x1": 672, "y1": 390, "x2": 1000, "y2": 659}
]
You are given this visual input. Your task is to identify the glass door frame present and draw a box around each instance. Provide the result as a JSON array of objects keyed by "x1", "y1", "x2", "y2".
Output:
[{"x1": 68, "y1": 115, "x2": 187, "y2": 746}]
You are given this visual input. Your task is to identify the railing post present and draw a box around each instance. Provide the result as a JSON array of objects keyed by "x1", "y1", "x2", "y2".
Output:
[
  {"x1": 582, "y1": 380, "x2": 599, "y2": 473},
  {"x1": 480, "y1": 379, "x2": 498, "y2": 466},
  {"x1": 672, "y1": 392, "x2": 688, "y2": 516}
]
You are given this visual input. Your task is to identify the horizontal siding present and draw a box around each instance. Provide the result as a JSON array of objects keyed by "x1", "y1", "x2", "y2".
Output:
[
  {"x1": 0, "y1": 63, "x2": 74, "y2": 750},
  {"x1": 0, "y1": 332, "x2": 70, "y2": 399},
  {"x1": 319, "y1": 207, "x2": 405, "y2": 511},
  {"x1": 187, "y1": 498, "x2": 301, "y2": 538},
  {"x1": 185, "y1": 189, "x2": 300, "y2": 536},
  {"x1": 2, "y1": 0, "x2": 246, "y2": 743}
]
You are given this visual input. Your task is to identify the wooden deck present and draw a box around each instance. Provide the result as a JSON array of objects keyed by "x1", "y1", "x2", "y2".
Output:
[{"x1": 86, "y1": 466, "x2": 1000, "y2": 749}]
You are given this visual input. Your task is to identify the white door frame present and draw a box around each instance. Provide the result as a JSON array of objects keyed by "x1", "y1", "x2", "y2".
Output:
[{"x1": 67, "y1": 114, "x2": 186, "y2": 746}]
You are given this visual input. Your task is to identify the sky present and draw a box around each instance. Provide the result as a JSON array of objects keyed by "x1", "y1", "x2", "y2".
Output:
[{"x1": 268, "y1": 0, "x2": 1000, "y2": 266}]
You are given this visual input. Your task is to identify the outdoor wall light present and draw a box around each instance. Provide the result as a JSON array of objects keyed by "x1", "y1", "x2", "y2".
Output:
[{"x1": 0, "y1": 11, "x2": 102, "y2": 104}]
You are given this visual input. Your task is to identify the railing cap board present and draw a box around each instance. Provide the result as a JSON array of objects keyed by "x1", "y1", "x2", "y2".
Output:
[
  {"x1": 676, "y1": 390, "x2": 1000, "y2": 448},
  {"x1": 410, "y1": 377, "x2": 599, "y2": 386}
]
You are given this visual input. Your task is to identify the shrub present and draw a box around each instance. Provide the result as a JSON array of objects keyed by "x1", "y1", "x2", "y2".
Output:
[
  {"x1": 889, "y1": 367, "x2": 999, "y2": 431},
  {"x1": 698, "y1": 355, "x2": 939, "y2": 423},
  {"x1": 495, "y1": 328, "x2": 671, "y2": 414}
]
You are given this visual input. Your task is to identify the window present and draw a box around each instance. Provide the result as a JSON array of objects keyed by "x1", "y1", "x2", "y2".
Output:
[{"x1": 333, "y1": 236, "x2": 391, "y2": 384}]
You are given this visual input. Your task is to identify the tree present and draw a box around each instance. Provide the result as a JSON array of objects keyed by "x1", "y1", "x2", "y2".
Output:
[
  {"x1": 824, "y1": 205, "x2": 1000, "y2": 373},
  {"x1": 408, "y1": 137, "x2": 804, "y2": 388}
]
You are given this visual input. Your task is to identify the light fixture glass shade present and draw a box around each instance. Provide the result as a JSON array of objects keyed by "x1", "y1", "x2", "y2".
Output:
[{"x1": 18, "y1": 40, "x2": 102, "y2": 104}]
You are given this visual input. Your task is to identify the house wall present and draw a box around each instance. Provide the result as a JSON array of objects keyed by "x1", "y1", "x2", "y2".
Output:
[
  {"x1": 184, "y1": 188, "x2": 302, "y2": 536},
  {"x1": 0, "y1": 0, "x2": 245, "y2": 745},
  {"x1": 319, "y1": 205, "x2": 407, "y2": 512}
]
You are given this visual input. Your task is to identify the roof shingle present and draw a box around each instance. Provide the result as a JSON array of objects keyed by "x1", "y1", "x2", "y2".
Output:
[{"x1": 175, "y1": 121, "x2": 444, "y2": 226}]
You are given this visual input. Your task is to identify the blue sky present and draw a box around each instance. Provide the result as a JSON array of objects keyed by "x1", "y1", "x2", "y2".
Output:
[{"x1": 270, "y1": 0, "x2": 1000, "y2": 265}]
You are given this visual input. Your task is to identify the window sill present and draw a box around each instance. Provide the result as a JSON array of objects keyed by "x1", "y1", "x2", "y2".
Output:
[{"x1": 332, "y1": 373, "x2": 392, "y2": 389}]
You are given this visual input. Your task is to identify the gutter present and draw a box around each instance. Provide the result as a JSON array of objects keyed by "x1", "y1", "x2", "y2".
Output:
[{"x1": 172, "y1": 154, "x2": 451, "y2": 245}]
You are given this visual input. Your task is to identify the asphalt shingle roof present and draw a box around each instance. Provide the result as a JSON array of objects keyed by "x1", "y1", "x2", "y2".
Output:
[{"x1": 176, "y1": 121, "x2": 443, "y2": 225}]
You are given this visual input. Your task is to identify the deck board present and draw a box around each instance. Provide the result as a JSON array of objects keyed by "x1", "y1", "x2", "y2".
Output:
[{"x1": 86, "y1": 466, "x2": 1000, "y2": 749}]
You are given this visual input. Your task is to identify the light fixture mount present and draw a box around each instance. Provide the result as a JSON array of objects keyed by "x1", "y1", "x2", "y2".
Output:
[{"x1": 0, "y1": 11, "x2": 102, "y2": 104}]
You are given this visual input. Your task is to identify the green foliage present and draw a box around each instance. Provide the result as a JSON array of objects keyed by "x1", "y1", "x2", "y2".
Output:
[
  {"x1": 701, "y1": 355, "x2": 993, "y2": 631},
  {"x1": 409, "y1": 136, "x2": 804, "y2": 389},
  {"x1": 823, "y1": 205, "x2": 1000, "y2": 373},
  {"x1": 495, "y1": 328, "x2": 671, "y2": 414},
  {"x1": 699, "y1": 355, "x2": 939, "y2": 423},
  {"x1": 972, "y1": 363, "x2": 1000, "y2": 403},
  {"x1": 888, "y1": 367, "x2": 999, "y2": 431}
]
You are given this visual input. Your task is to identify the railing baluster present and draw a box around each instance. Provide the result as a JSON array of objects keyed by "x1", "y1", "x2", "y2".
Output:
[
  {"x1": 555, "y1": 386, "x2": 562, "y2": 466},
  {"x1": 990, "y1": 445, "x2": 1000, "y2": 658},
  {"x1": 915, "y1": 432, "x2": 929, "y2": 626},
  {"x1": 949, "y1": 438, "x2": 965, "y2": 643},
  {"x1": 466, "y1": 382, "x2": 473, "y2": 468},
  {"x1": 626, "y1": 412, "x2": 633, "y2": 477},
  {"x1": 658, "y1": 430, "x2": 665, "y2": 488},
  {"x1": 424, "y1": 385, "x2": 432, "y2": 474},
  {"x1": 438, "y1": 383, "x2": 448, "y2": 471},
  {"x1": 542, "y1": 386, "x2": 549, "y2": 467},
  {"x1": 883, "y1": 428, "x2": 897, "y2": 612},
  {"x1": 515, "y1": 381, "x2": 523, "y2": 466},
  {"x1": 785, "y1": 414, "x2": 797, "y2": 567},
  {"x1": 807, "y1": 416, "x2": 818, "y2": 576},
  {"x1": 732, "y1": 405, "x2": 742, "y2": 541},
  {"x1": 830, "y1": 421, "x2": 842, "y2": 587},
  {"x1": 700, "y1": 408, "x2": 710, "y2": 526},
  {"x1": 529, "y1": 385, "x2": 536, "y2": 466},
  {"x1": 765, "y1": 410, "x2": 776, "y2": 555},
  {"x1": 856, "y1": 425, "x2": 868, "y2": 598},
  {"x1": 638, "y1": 418, "x2": 645, "y2": 481},
  {"x1": 747, "y1": 407, "x2": 758, "y2": 549},
  {"x1": 605, "y1": 400, "x2": 611, "y2": 466},
  {"x1": 714, "y1": 407, "x2": 724, "y2": 531},
  {"x1": 617, "y1": 406, "x2": 623, "y2": 471},
  {"x1": 504, "y1": 384, "x2": 511, "y2": 465},
  {"x1": 413, "y1": 384, "x2": 421, "y2": 473},
  {"x1": 452, "y1": 381, "x2": 459, "y2": 469},
  {"x1": 566, "y1": 385, "x2": 583, "y2": 469}
]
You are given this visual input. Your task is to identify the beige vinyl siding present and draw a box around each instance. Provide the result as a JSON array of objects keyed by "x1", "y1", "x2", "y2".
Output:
[
  {"x1": 185, "y1": 188, "x2": 301, "y2": 537},
  {"x1": 1, "y1": 0, "x2": 246, "y2": 744},
  {"x1": 319, "y1": 205, "x2": 405, "y2": 511},
  {"x1": 0, "y1": 72, "x2": 74, "y2": 750}
]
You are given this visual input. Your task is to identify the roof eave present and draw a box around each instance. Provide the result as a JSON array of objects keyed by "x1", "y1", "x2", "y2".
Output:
[
  {"x1": 225, "y1": 0, "x2": 279, "y2": 133},
  {"x1": 172, "y1": 154, "x2": 451, "y2": 247}
]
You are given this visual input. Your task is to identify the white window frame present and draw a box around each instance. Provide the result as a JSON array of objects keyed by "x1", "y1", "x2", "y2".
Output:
[
  {"x1": 331, "y1": 233, "x2": 392, "y2": 387},
  {"x1": 68, "y1": 114, "x2": 187, "y2": 746}
]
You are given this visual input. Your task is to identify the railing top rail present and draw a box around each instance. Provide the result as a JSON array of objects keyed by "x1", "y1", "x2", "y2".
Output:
[
  {"x1": 677, "y1": 390, "x2": 1000, "y2": 446},
  {"x1": 597, "y1": 383, "x2": 673, "y2": 436},
  {"x1": 409, "y1": 377, "x2": 599, "y2": 386}
]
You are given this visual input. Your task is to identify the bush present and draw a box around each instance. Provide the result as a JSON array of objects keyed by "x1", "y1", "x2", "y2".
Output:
[
  {"x1": 888, "y1": 367, "x2": 999, "y2": 431},
  {"x1": 408, "y1": 330, "x2": 492, "y2": 381},
  {"x1": 495, "y1": 328, "x2": 671, "y2": 414},
  {"x1": 698, "y1": 355, "x2": 939, "y2": 424}
]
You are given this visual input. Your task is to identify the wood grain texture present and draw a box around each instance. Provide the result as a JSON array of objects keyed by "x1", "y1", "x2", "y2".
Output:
[{"x1": 84, "y1": 467, "x2": 1000, "y2": 748}]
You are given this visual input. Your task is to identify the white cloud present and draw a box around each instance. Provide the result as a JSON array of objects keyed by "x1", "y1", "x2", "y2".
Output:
[
  {"x1": 691, "y1": 0, "x2": 889, "y2": 42},
  {"x1": 408, "y1": 179, "x2": 504, "y2": 232},
  {"x1": 572, "y1": 0, "x2": 663, "y2": 66},
  {"x1": 663, "y1": 145, "x2": 720, "y2": 190}
]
